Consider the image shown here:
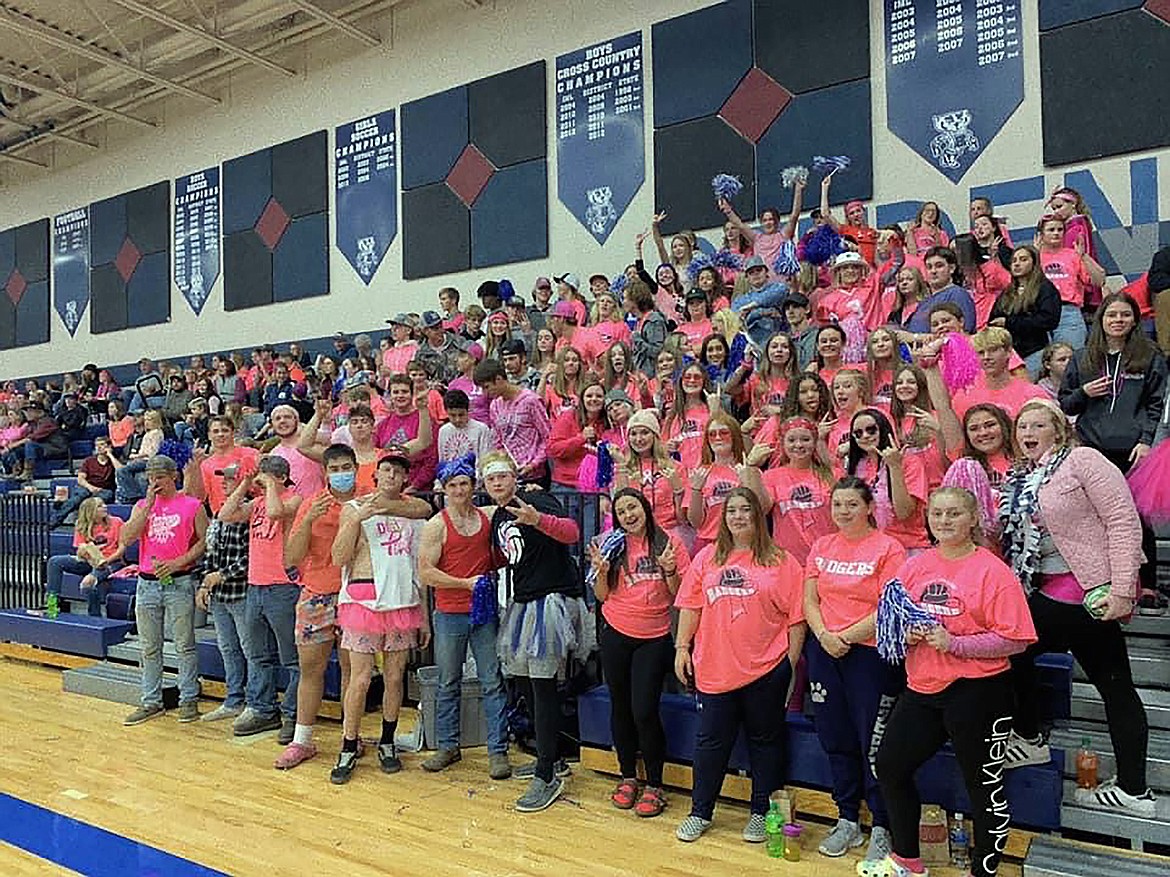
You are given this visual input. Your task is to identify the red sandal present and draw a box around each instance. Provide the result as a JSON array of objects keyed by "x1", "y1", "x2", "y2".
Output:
[
  {"x1": 610, "y1": 778, "x2": 640, "y2": 809},
  {"x1": 634, "y1": 786, "x2": 667, "y2": 818}
]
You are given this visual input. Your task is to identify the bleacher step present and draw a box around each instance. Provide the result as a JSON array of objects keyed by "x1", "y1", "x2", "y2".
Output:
[
  {"x1": 1123, "y1": 614, "x2": 1170, "y2": 638},
  {"x1": 1023, "y1": 835, "x2": 1167, "y2": 876},
  {"x1": 107, "y1": 630, "x2": 218, "y2": 671},
  {"x1": 62, "y1": 661, "x2": 182, "y2": 708},
  {"x1": 1070, "y1": 682, "x2": 1170, "y2": 731},
  {"x1": 1074, "y1": 643, "x2": 1170, "y2": 689},
  {"x1": 0, "y1": 610, "x2": 132, "y2": 659},
  {"x1": 1049, "y1": 723, "x2": 1170, "y2": 792},
  {"x1": 1059, "y1": 780, "x2": 1170, "y2": 852}
]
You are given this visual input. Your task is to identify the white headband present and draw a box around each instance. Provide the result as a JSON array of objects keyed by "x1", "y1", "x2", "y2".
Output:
[{"x1": 481, "y1": 461, "x2": 515, "y2": 479}]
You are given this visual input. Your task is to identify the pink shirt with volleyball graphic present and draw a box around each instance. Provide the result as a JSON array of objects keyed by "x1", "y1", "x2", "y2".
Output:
[
  {"x1": 675, "y1": 545, "x2": 805, "y2": 694},
  {"x1": 1041, "y1": 247, "x2": 1092, "y2": 306},
  {"x1": 762, "y1": 466, "x2": 833, "y2": 565},
  {"x1": 805, "y1": 529, "x2": 907, "y2": 646},
  {"x1": 602, "y1": 531, "x2": 692, "y2": 640},
  {"x1": 898, "y1": 547, "x2": 1036, "y2": 694}
]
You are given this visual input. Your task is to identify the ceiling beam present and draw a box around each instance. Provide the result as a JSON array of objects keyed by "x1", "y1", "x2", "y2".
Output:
[
  {"x1": 0, "y1": 64, "x2": 157, "y2": 129},
  {"x1": 0, "y1": 147, "x2": 46, "y2": 167},
  {"x1": 0, "y1": 5, "x2": 220, "y2": 105},
  {"x1": 104, "y1": 0, "x2": 296, "y2": 78},
  {"x1": 287, "y1": 0, "x2": 381, "y2": 47},
  {"x1": 0, "y1": 112, "x2": 98, "y2": 149}
]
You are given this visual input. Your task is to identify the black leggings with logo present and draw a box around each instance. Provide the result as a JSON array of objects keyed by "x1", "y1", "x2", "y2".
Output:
[{"x1": 875, "y1": 673, "x2": 1014, "y2": 877}]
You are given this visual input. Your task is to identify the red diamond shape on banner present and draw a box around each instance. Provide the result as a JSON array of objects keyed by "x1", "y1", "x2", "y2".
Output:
[
  {"x1": 4, "y1": 268, "x2": 27, "y2": 305},
  {"x1": 255, "y1": 197, "x2": 291, "y2": 251},
  {"x1": 115, "y1": 237, "x2": 142, "y2": 283},
  {"x1": 719, "y1": 67, "x2": 793, "y2": 145},
  {"x1": 446, "y1": 144, "x2": 496, "y2": 208},
  {"x1": 1145, "y1": 0, "x2": 1170, "y2": 25}
]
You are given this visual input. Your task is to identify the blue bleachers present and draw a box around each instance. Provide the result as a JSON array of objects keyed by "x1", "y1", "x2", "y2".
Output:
[
  {"x1": 578, "y1": 684, "x2": 1065, "y2": 831},
  {"x1": 0, "y1": 609, "x2": 132, "y2": 658}
]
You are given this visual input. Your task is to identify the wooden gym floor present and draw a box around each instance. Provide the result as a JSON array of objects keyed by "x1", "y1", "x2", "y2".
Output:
[{"x1": 0, "y1": 659, "x2": 1014, "y2": 876}]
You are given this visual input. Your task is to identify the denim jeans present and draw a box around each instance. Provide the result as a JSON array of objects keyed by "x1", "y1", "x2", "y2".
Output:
[
  {"x1": 55, "y1": 487, "x2": 115, "y2": 525},
  {"x1": 46, "y1": 554, "x2": 119, "y2": 616},
  {"x1": 211, "y1": 597, "x2": 250, "y2": 709},
  {"x1": 136, "y1": 575, "x2": 199, "y2": 708},
  {"x1": 1052, "y1": 303, "x2": 1087, "y2": 351},
  {"x1": 116, "y1": 460, "x2": 148, "y2": 504},
  {"x1": 244, "y1": 584, "x2": 300, "y2": 720},
  {"x1": 432, "y1": 610, "x2": 509, "y2": 753}
]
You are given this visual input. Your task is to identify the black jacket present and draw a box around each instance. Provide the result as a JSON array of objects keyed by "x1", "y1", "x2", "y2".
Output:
[
  {"x1": 1060, "y1": 346, "x2": 1168, "y2": 451},
  {"x1": 1149, "y1": 246, "x2": 1170, "y2": 295},
  {"x1": 988, "y1": 279, "x2": 1062, "y2": 359}
]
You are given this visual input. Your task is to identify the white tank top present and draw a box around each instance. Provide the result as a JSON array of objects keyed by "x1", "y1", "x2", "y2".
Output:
[{"x1": 338, "y1": 503, "x2": 420, "y2": 612}]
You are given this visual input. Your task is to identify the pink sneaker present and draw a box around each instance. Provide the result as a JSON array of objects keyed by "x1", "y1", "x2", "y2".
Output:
[{"x1": 274, "y1": 742, "x2": 317, "y2": 770}]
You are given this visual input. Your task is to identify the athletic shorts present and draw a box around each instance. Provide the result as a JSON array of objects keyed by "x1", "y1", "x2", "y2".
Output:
[
  {"x1": 295, "y1": 591, "x2": 339, "y2": 646},
  {"x1": 340, "y1": 626, "x2": 419, "y2": 654}
]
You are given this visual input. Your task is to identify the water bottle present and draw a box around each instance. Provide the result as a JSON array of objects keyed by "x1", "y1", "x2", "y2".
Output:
[
  {"x1": 949, "y1": 812, "x2": 970, "y2": 870},
  {"x1": 46, "y1": 593, "x2": 59, "y2": 619},
  {"x1": 158, "y1": 568, "x2": 174, "y2": 587},
  {"x1": 765, "y1": 799, "x2": 784, "y2": 858}
]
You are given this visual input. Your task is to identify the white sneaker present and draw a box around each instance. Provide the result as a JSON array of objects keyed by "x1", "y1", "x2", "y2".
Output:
[
  {"x1": 865, "y1": 825, "x2": 892, "y2": 863},
  {"x1": 231, "y1": 707, "x2": 256, "y2": 730},
  {"x1": 201, "y1": 703, "x2": 244, "y2": 722},
  {"x1": 1003, "y1": 731, "x2": 1050, "y2": 769},
  {"x1": 818, "y1": 818, "x2": 865, "y2": 856},
  {"x1": 1074, "y1": 778, "x2": 1157, "y2": 818}
]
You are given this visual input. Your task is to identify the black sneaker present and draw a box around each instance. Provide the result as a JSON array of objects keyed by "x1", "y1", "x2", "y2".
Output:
[
  {"x1": 514, "y1": 758, "x2": 571, "y2": 779},
  {"x1": 1137, "y1": 589, "x2": 1168, "y2": 616},
  {"x1": 378, "y1": 742, "x2": 402, "y2": 774},
  {"x1": 330, "y1": 750, "x2": 358, "y2": 785}
]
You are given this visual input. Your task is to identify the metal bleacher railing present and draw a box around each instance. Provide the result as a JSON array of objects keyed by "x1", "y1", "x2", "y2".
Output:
[{"x1": 0, "y1": 491, "x2": 52, "y2": 610}]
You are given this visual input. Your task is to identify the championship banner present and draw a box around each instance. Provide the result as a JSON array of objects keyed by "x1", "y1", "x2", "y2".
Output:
[
  {"x1": 885, "y1": 0, "x2": 1023, "y2": 182},
  {"x1": 335, "y1": 110, "x2": 397, "y2": 284},
  {"x1": 52, "y1": 208, "x2": 89, "y2": 337},
  {"x1": 174, "y1": 168, "x2": 220, "y2": 315},
  {"x1": 556, "y1": 32, "x2": 644, "y2": 244}
]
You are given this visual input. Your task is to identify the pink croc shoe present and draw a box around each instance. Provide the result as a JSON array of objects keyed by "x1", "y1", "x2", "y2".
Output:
[{"x1": 274, "y1": 742, "x2": 317, "y2": 770}]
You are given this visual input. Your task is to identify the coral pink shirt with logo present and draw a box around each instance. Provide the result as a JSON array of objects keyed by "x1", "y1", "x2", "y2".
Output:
[
  {"x1": 855, "y1": 454, "x2": 930, "y2": 550},
  {"x1": 602, "y1": 532, "x2": 692, "y2": 640},
  {"x1": 248, "y1": 490, "x2": 296, "y2": 586},
  {"x1": 1040, "y1": 248, "x2": 1091, "y2": 306},
  {"x1": 675, "y1": 545, "x2": 805, "y2": 694},
  {"x1": 805, "y1": 530, "x2": 907, "y2": 646},
  {"x1": 952, "y1": 374, "x2": 1046, "y2": 422},
  {"x1": 136, "y1": 493, "x2": 202, "y2": 574},
  {"x1": 678, "y1": 319, "x2": 713, "y2": 352},
  {"x1": 762, "y1": 466, "x2": 834, "y2": 565},
  {"x1": 691, "y1": 463, "x2": 740, "y2": 543},
  {"x1": 898, "y1": 547, "x2": 1036, "y2": 694},
  {"x1": 627, "y1": 458, "x2": 686, "y2": 530},
  {"x1": 592, "y1": 319, "x2": 632, "y2": 349},
  {"x1": 270, "y1": 444, "x2": 327, "y2": 499},
  {"x1": 200, "y1": 446, "x2": 260, "y2": 514},
  {"x1": 665, "y1": 405, "x2": 709, "y2": 470},
  {"x1": 75, "y1": 516, "x2": 124, "y2": 561}
]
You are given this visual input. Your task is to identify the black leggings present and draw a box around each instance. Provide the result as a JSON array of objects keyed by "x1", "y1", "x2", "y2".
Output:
[
  {"x1": 1010, "y1": 592, "x2": 1149, "y2": 794},
  {"x1": 518, "y1": 676, "x2": 561, "y2": 783},
  {"x1": 875, "y1": 674, "x2": 1014, "y2": 877},
  {"x1": 600, "y1": 624, "x2": 673, "y2": 787}
]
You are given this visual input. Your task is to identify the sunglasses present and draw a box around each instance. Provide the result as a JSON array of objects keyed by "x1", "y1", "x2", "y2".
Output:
[
  {"x1": 707, "y1": 427, "x2": 733, "y2": 438},
  {"x1": 852, "y1": 424, "x2": 880, "y2": 439}
]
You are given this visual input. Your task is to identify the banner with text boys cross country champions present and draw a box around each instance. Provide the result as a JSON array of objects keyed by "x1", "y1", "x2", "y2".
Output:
[
  {"x1": 885, "y1": 0, "x2": 1023, "y2": 183},
  {"x1": 556, "y1": 32, "x2": 644, "y2": 245}
]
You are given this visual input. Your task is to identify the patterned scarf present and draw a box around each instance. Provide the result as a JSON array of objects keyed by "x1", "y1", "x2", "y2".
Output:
[{"x1": 999, "y1": 446, "x2": 1070, "y2": 592}]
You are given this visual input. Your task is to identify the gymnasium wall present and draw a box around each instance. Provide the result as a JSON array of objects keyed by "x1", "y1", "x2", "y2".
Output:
[{"x1": 0, "y1": 0, "x2": 1167, "y2": 377}]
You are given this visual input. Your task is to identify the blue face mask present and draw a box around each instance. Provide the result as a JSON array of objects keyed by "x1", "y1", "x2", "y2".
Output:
[{"x1": 328, "y1": 471, "x2": 356, "y2": 493}]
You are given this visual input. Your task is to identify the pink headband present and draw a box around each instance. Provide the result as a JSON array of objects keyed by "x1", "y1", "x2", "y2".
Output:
[
  {"x1": 845, "y1": 200, "x2": 864, "y2": 213},
  {"x1": 779, "y1": 417, "x2": 817, "y2": 436}
]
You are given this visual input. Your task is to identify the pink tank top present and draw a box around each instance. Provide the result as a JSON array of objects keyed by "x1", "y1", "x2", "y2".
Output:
[{"x1": 138, "y1": 493, "x2": 202, "y2": 575}]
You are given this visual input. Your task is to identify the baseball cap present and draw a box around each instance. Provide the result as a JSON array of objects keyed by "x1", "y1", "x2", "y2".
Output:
[
  {"x1": 832, "y1": 251, "x2": 867, "y2": 269},
  {"x1": 420, "y1": 310, "x2": 443, "y2": 329},
  {"x1": 507, "y1": 295, "x2": 528, "y2": 308},
  {"x1": 685, "y1": 288, "x2": 707, "y2": 302},
  {"x1": 550, "y1": 300, "x2": 578, "y2": 321},
  {"x1": 533, "y1": 276, "x2": 552, "y2": 290},
  {"x1": 379, "y1": 446, "x2": 412, "y2": 472},
  {"x1": 783, "y1": 292, "x2": 811, "y2": 309},
  {"x1": 145, "y1": 455, "x2": 178, "y2": 473},
  {"x1": 743, "y1": 255, "x2": 767, "y2": 272},
  {"x1": 386, "y1": 312, "x2": 410, "y2": 326},
  {"x1": 466, "y1": 343, "x2": 485, "y2": 362},
  {"x1": 604, "y1": 388, "x2": 634, "y2": 408},
  {"x1": 332, "y1": 331, "x2": 349, "y2": 340},
  {"x1": 588, "y1": 273, "x2": 609, "y2": 287},
  {"x1": 554, "y1": 273, "x2": 580, "y2": 290},
  {"x1": 258, "y1": 455, "x2": 293, "y2": 486},
  {"x1": 500, "y1": 338, "x2": 527, "y2": 357}
]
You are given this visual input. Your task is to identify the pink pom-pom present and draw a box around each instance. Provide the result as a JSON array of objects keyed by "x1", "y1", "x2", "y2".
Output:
[
  {"x1": 839, "y1": 315, "x2": 868, "y2": 364},
  {"x1": 1127, "y1": 441, "x2": 1170, "y2": 525},
  {"x1": 941, "y1": 457, "x2": 998, "y2": 536},
  {"x1": 938, "y1": 334, "x2": 980, "y2": 392}
]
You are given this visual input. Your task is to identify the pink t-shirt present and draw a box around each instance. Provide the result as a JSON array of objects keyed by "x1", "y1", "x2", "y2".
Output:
[
  {"x1": 489, "y1": 389, "x2": 550, "y2": 473},
  {"x1": 952, "y1": 374, "x2": 1046, "y2": 422},
  {"x1": 675, "y1": 545, "x2": 805, "y2": 694},
  {"x1": 898, "y1": 547, "x2": 1037, "y2": 694},
  {"x1": 690, "y1": 463, "x2": 740, "y2": 544},
  {"x1": 1040, "y1": 248, "x2": 1092, "y2": 306},
  {"x1": 592, "y1": 319, "x2": 632, "y2": 349},
  {"x1": 270, "y1": 443, "x2": 326, "y2": 499},
  {"x1": 805, "y1": 529, "x2": 907, "y2": 646},
  {"x1": 753, "y1": 231, "x2": 787, "y2": 277},
  {"x1": 855, "y1": 454, "x2": 930, "y2": 550},
  {"x1": 448, "y1": 376, "x2": 491, "y2": 425},
  {"x1": 75, "y1": 516, "x2": 124, "y2": 561},
  {"x1": 200, "y1": 446, "x2": 260, "y2": 514},
  {"x1": 602, "y1": 531, "x2": 691, "y2": 640},
  {"x1": 664, "y1": 405, "x2": 709, "y2": 470},
  {"x1": 815, "y1": 275, "x2": 884, "y2": 331},
  {"x1": 136, "y1": 493, "x2": 203, "y2": 575},
  {"x1": 910, "y1": 226, "x2": 949, "y2": 252},
  {"x1": 625, "y1": 458, "x2": 685, "y2": 530},
  {"x1": 678, "y1": 319, "x2": 713, "y2": 352},
  {"x1": 747, "y1": 374, "x2": 790, "y2": 415},
  {"x1": 375, "y1": 409, "x2": 437, "y2": 491},
  {"x1": 248, "y1": 490, "x2": 296, "y2": 586},
  {"x1": 383, "y1": 342, "x2": 420, "y2": 375},
  {"x1": 762, "y1": 466, "x2": 834, "y2": 566}
]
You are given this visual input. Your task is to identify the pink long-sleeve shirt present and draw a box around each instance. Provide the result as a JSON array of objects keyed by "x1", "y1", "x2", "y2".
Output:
[{"x1": 489, "y1": 388, "x2": 550, "y2": 475}]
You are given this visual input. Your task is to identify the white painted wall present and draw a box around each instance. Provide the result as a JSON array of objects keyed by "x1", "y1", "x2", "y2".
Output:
[{"x1": 0, "y1": 0, "x2": 1166, "y2": 378}]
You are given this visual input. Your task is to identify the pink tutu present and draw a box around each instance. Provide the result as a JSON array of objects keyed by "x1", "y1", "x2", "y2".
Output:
[
  {"x1": 337, "y1": 602, "x2": 423, "y2": 634},
  {"x1": 1127, "y1": 441, "x2": 1170, "y2": 525}
]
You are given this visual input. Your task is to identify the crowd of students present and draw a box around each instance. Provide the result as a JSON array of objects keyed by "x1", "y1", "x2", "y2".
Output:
[{"x1": 10, "y1": 181, "x2": 1170, "y2": 877}]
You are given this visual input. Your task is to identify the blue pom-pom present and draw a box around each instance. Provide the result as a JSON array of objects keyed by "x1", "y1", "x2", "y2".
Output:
[
  {"x1": 812, "y1": 155, "x2": 852, "y2": 174},
  {"x1": 686, "y1": 252, "x2": 713, "y2": 282},
  {"x1": 898, "y1": 342, "x2": 914, "y2": 363},
  {"x1": 876, "y1": 578, "x2": 938, "y2": 664},
  {"x1": 711, "y1": 250, "x2": 744, "y2": 271},
  {"x1": 158, "y1": 439, "x2": 193, "y2": 470},
  {"x1": 727, "y1": 332, "x2": 749, "y2": 373},
  {"x1": 771, "y1": 239, "x2": 800, "y2": 276},
  {"x1": 497, "y1": 279, "x2": 516, "y2": 302},
  {"x1": 711, "y1": 173, "x2": 743, "y2": 202},
  {"x1": 584, "y1": 529, "x2": 627, "y2": 590},
  {"x1": 470, "y1": 573, "x2": 498, "y2": 626},
  {"x1": 596, "y1": 441, "x2": 614, "y2": 489},
  {"x1": 803, "y1": 224, "x2": 844, "y2": 266},
  {"x1": 610, "y1": 273, "x2": 628, "y2": 295}
]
